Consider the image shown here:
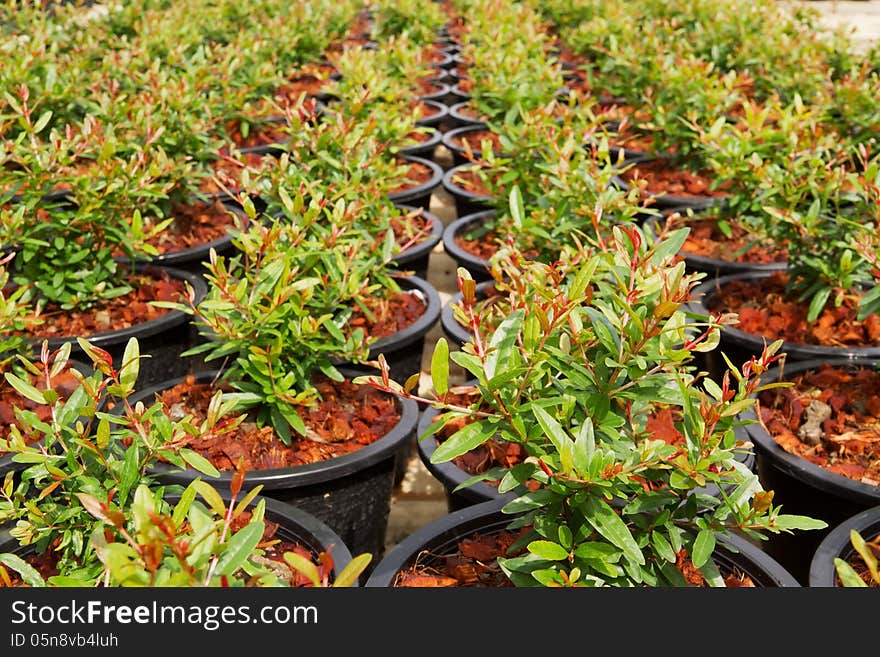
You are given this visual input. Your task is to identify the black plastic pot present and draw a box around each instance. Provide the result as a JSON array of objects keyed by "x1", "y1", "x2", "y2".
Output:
[
  {"x1": 446, "y1": 101, "x2": 487, "y2": 131},
  {"x1": 127, "y1": 368, "x2": 420, "y2": 562},
  {"x1": 441, "y1": 163, "x2": 496, "y2": 218},
  {"x1": 0, "y1": 489, "x2": 355, "y2": 585},
  {"x1": 416, "y1": 78, "x2": 452, "y2": 106},
  {"x1": 387, "y1": 155, "x2": 444, "y2": 212},
  {"x1": 809, "y1": 504, "x2": 880, "y2": 587},
  {"x1": 441, "y1": 211, "x2": 496, "y2": 282},
  {"x1": 622, "y1": 154, "x2": 723, "y2": 212},
  {"x1": 365, "y1": 497, "x2": 800, "y2": 587},
  {"x1": 397, "y1": 126, "x2": 443, "y2": 161},
  {"x1": 641, "y1": 213, "x2": 787, "y2": 281},
  {"x1": 688, "y1": 270, "x2": 880, "y2": 384},
  {"x1": 445, "y1": 81, "x2": 471, "y2": 105},
  {"x1": 389, "y1": 204, "x2": 443, "y2": 281},
  {"x1": 442, "y1": 124, "x2": 506, "y2": 168},
  {"x1": 30, "y1": 264, "x2": 208, "y2": 391},
  {"x1": 115, "y1": 199, "x2": 247, "y2": 276},
  {"x1": 414, "y1": 99, "x2": 450, "y2": 130},
  {"x1": 740, "y1": 357, "x2": 880, "y2": 585}
]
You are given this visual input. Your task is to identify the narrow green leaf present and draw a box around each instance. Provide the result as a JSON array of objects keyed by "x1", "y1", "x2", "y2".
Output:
[
  {"x1": 431, "y1": 337, "x2": 449, "y2": 396},
  {"x1": 332, "y1": 553, "x2": 373, "y2": 587},
  {"x1": 691, "y1": 529, "x2": 716, "y2": 568},
  {"x1": 528, "y1": 540, "x2": 569, "y2": 561},
  {"x1": 584, "y1": 497, "x2": 644, "y2": 565},
  {"x1": 485, "y1": 310, "x2": 524, "y2": 380},
  {"x1": 181, "y1": 449, "x2": 221, "y2": 478},
  {"x1": 283, "y1": 551, "x2": 321, "y2": 587},
  {"x1": 215, "y1": 521, "x2": 265, "y2": 577},
  {"x1": 0, "y1": 553, "x2": 46, "y2": 587},
  {"x1": 430, "y1": 420, "x2": 495, "y2": 463}
]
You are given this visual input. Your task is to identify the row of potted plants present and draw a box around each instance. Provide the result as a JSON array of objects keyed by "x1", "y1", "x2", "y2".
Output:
[{"x1": 2, "y1": 0, "x2": 878, "y2": 588}]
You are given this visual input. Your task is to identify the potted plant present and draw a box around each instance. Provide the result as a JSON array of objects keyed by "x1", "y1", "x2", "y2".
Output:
[
  {"x1": 736, "y1": 356, "x2": 880, "y2": 583},
  {"x1": 0, "y1": 102, "x2": 208, "y2": 389},
  {"x1": 688, "y1": 146, "x2": 880, "y2": 383},
  {"x1": 0, "y1": 334, "x2": 370, "y2": 587},
  {"x1": 140, "y1": 189, "x2": 424, "y2": 561},
  {"x1": 357, "y1": 206, "x2": 825, "y2": 586}
]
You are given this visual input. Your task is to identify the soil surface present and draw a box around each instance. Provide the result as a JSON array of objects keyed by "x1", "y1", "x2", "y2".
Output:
[
  {"x1": 707, "y1": 272, "x2": 880, "y2": 347},
  {"x1": 620, "y1": 158, "x2": 728, "y2": 200},
  {"x1": 15, "y1": 269, "x2": 187, "y2": 340},
  {"x1": 757, "y1": 363, "x2": 880, "y2": 486}
]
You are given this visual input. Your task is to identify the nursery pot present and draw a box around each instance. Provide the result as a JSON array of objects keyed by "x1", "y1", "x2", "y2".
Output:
[
  {"x1": 641, "y1": 213, "x2": 787, "y2": 282},
  {"x1": 688, "y1": 270, "x2": 880, "y2": 384},
  {"x1": 127, "y1": 368, "x2": 420, "y2": 563},
  {"x1": 415, "y1": 77, "x2": 452, "y2": 106},
  {"x1": 30, "y1": 263, "x2": 208, "y2": 391},
  {"x1": 387, "y1": 155, "x2": 444, "y2": 212},
  {"x1": 741, "y1": 358, "x2": 880, "y2": 585},
  {"x1": 388, "y1": 204, "x2": 444, "y2": 281},
  {"x1": 809, "y1": 504, "x2": 880, "y2": 587},
  {"x1": 397, "y1": 126, "x2": 443, "y2": 161},
  {"x1": 446, "y1": 101, "x2": 487, "y2": 131},
  {"x1": 441, "y1": 125, "x2": 505, "y2": 168},
  {"x1": 414, "y1": 99, "x2": 450, "y2": 130},
  {"x1": 0, "y1": 490, "x2": 355, "y2": 586},
  {"x1": 364, "y1": 497, "x2": 800, "y2": 587},
  {"x1": 441, "y1": 163, "x2": 496, "y2": 218},
  {"x1": 441, "y1": 210, "x2": 496, "y2": 282},
  {"x1": 622, "y1": 154, "x2": 723, "y2": 212}
]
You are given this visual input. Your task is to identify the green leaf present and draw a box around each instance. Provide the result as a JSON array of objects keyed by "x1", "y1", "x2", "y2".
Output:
[
  {"x1": 485, "y1": 310, "x2": 524, "y2": 380},
  {"x1": 528, "y1": 540, "x2": 569, "y2": 561},
  {"x1": 572, "y1": 417, "x2": 595, "y2": 477},
  {"x1": 533, "y1": 406, "x2": 573, "y2": 475},
  {"x1": 172, "y1": 480, "x2": 200, "y2": 528},
  {"x1": 194, "y1": 481, "x2": 227, "y2": 516},
  {"x1": 691, "y1": 529, "x2": 716, "y2": 568},
  {"x1": 119, "y1": 338, "x2": 140, "y2": 392},
  {"x1": 4, "y1": 373, "x2": 46, "y2": 405},
  {"x1": 509, "y1": 185, "x2": 524, "y2": 228},
  {"x1": 806, "y1": 287, "x2": 832, "y2": 323},
  {"x1": 430, "y1": 420, "x2": 495, "y2": 463},
  {"x1": 181, "y1": 449, "x2": 221, "y2": 478},
  {"x1": 584, "y1": 497, "x2": 644, "y2": 565},
  {"x1": 652, "y1": 531, "x2": 676, "y2": 563},
  {"x1": 283, "y1": 551, "x2": 321, "y2": 587},
  {"x1": 431, "y1": 337, "x2": 449, "y2": 396},
  {"x1": 0, "y1": 553, "x2": 46, "y2": 587},
  {"x1": 215, "y1": 521, "x2": 265, "y2": 577},
  {"x1": 834, "y1": 558, "x2": 868, "y2": 587},
  {"x1": 332, "y1": 553, "x2": 372, "y2": 587},
  {"x1": 773, "y1": 514, "x2": 828, "y2": 531}
]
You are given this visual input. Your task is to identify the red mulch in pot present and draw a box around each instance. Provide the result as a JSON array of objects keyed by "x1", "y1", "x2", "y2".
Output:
[
  {"x1": 150, "y1": 375, "x2": 401, "y2": 470},
  {"x1": 347, "y1": 287, "x2": 427, "y2": 340},
  {"x1": 387, "y1": 211, "x2": 435, "y2": 254},
  {"x1": 706, "y1": 272, "x2": 880, "y2": 347},
  {"x1": 676, "y1": 217, "x2": 788, "y2": 264},
  {"x1": 226, "y1": 119, "x2": 287, "y2": 150},
  {"x1": 208, "y1": 150, "x2": 272, "y2": 193},
  {"x1": 415, "y1": 78, "x2": 445, "y2": 97},
  {"x1": 454, "y1": 224, "x2": 501, "y2": 262},
  {"x1": 0, "y1": 366, "x2": 80, "y2": 449},
  {"x1": 413, "y1": 101, "x2": 443, "y2": 122},
  {"x1": 449, "y1": 128, "x2": 503, "y2": 160},
  {"x1": 13, "y1": 269, "x2": 187, "y2": 340},
  {"x1": 387, "y1": 160, "x2": 435, "y2": 195},
  {"x1": 620, "y1": 158, "x2": 728, "y2": 200},
  {"x1": 136, "y1": 199, "x2": 241, "y2": 256},
  {"x1": 756, "y1": 363, "x2": 880, "y2": 486}
]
